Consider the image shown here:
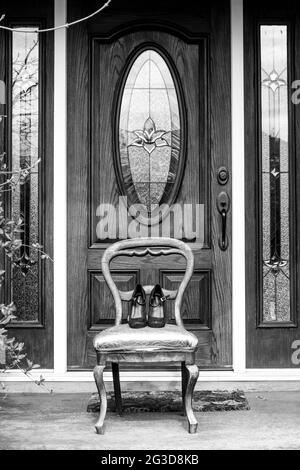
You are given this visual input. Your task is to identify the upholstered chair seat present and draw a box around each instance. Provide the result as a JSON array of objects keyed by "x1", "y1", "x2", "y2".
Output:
[{"x1": 93, "y1": 324, "x2": 198, "y2": 353}]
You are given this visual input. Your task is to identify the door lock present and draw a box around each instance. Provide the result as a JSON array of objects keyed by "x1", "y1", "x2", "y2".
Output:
[
  {"x1": 217, "y1": 191, "x2": 230, "y2": 251},
  {"x1": 217, "y1": 166, "x2": 229, "y2": 185}
]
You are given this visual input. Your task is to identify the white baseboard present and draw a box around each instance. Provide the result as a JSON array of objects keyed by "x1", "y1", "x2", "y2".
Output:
[{"x1": 2, "y1": 369, "x2": 300, "y2": 381}]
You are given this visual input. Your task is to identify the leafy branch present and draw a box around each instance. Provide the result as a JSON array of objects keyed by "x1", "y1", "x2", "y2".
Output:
[
  {"x1": 0, "y1": 208, "x2": 52, "y2": 389},
  {"x1": 0, "y1": 155, "x2": 53, "y2": 392},
  {"x1": 0, "y1": 52, "x2": 52, "y2": 391}
]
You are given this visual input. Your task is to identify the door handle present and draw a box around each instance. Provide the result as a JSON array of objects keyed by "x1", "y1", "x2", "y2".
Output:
[
  {"x1": 220, "y1": 208, "x2": 227, "y2": 251},
  {"x1": 217, "y1": 191, "x2": 230, "y2": 251}
]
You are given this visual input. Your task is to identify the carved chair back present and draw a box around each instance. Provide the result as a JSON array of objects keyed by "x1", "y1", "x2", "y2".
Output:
[{"x1": 101, "y1": 237, "x2": 194, "y2": 328}]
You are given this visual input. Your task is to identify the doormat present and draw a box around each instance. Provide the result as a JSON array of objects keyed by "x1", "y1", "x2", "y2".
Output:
[{"x1": 87, "y1": 390, "x2": 250, "y2": 413}]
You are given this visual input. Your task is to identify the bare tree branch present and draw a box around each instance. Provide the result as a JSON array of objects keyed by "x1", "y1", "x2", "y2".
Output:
[{"x1": 0, "y1": 1, "x2": 111, "y2": 33}]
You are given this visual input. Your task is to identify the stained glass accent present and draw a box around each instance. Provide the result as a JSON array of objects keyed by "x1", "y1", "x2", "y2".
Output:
[
  {"x1": 119, "y1": 50, "x2": 181, "y2": 213},
  {"x1": 11, "y1": 28, "x2": 40, "y2": 322},
  {"x1": 260, "y1": 25, "x2": 290, "y2": 322}
]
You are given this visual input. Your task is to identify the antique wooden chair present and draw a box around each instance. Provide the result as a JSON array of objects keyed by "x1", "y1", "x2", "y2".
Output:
[{"x1": 93, "y1": 237, "x2": 199, "y2": 434}]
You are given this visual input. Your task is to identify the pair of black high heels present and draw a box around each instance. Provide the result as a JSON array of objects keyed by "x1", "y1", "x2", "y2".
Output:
[{"x1": 128, "y1": 284, "x2": 168, "y2": 329}]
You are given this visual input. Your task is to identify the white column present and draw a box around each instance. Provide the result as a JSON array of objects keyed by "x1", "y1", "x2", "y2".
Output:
[
  {"x1": 53, "y1": 0, "x2": 67, "y2": 374},
  {"x1": 231, "y1": 0, "x2": 246, "y2": 373}
]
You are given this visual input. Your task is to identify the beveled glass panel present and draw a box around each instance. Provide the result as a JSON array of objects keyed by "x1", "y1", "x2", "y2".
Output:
[
  {"x1": 119, "y1": 50, "x2": 181, "y2": 213},
  {"x1": 11, "y1": 28, "x2": 40, "y2": 322},
  {"x1": 260, "y1": 25, "x2": 290, "y2": 322}
]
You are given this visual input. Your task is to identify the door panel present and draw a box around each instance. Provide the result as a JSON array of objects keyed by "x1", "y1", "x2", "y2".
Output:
[
  {"x1": 0, "y1": 0, "x2": 54, "y2": 368},
  {"x1": 245, "y1": 0, "x2": 300, "y2": 367},
  {"x1": 67, "y1": 0, "x2": 231, "y2": 370},
  {"x1": 90, "y1": 271, "x2": 139, "y2": 325}
]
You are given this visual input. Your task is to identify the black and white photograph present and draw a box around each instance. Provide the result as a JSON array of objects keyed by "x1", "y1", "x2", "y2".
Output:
[{"x1": 0, "y1": 0, "x2": 300, "y2": 453}]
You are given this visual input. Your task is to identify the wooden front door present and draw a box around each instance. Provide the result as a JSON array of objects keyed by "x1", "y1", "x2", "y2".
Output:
[{"x1": 67, "y1": 0, "x2": 232, "y2": 370}]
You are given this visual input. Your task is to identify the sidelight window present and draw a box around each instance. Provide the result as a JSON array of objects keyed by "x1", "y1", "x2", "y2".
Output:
[
  {"x1": 259, "y1": 25, "x2": 291, "y2": 323},
  {"x1": 9, "y1": 27, "x2": 41, "y2": 322}
]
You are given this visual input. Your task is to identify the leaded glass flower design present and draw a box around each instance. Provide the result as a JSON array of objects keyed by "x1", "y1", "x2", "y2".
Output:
[
  {"x1": 260, "y1": 25, "x2": 290, "y2": 322},
  {"x1": 131, "y1": 117, "x2": 169, "y2": 154},
  {"x1": 118, "y1": 49, "x2": 181, "y2": 213}
]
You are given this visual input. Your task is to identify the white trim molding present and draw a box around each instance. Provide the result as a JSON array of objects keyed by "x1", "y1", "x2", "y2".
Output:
[
  {"x1": 53, "y1": 0, "x2": 67, "y2": 374},
  {"x1": 3, "y1": 369, "x2": 300, "y2": 382},
  {"x1": 231, "y1": 0, "x2": 246, "y2": 374}
]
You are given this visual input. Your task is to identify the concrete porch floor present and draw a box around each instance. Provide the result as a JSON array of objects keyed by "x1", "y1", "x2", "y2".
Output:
[{"x1": 0, "y1": 392, "x2": 300, "y2": 450}]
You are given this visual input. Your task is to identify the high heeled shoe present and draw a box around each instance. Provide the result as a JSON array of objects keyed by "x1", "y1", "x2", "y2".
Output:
[
  {"x1": 148, "y1": 284, "x2": 167, "y2": 328},
  {"x1": 128, "y1": 284, "x2": 147, "y2": 329}
]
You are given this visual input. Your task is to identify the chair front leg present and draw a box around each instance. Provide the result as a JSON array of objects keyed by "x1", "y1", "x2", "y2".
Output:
[
  {"x1": 93, "y1": 365, "x2": 107, "y2": 434},
  {"x1": 184, "y1": 364, "x2": 199, "y2": 434},
  {"x1": 112, "y1": 362, "x2": 123, "y2": 416}
]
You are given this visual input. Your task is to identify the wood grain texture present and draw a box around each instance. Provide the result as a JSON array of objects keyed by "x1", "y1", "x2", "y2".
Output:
[
  {"x1": 67, "y1": 1, "x2": 90, "y2": 368},
  {"x1": 208, "y1": 0, "x2": 232, "y2": 367},
  {"x1": 67, "y1": 0, "x2": 232, "y2": 370},
  {"x1": 1, "y1": 0, "x2": 54, "y2": 368},
  {"x1": 161, "y1": 270, "x2": 211, "y2": 327},
  {"x1": 244, "y1": 0, "x2": 300, "y2": 368}
]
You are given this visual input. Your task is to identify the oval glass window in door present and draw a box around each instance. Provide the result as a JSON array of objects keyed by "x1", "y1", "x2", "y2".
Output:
[{"x1": 118, "y1": 49, "x2": 183, "y2": 215}]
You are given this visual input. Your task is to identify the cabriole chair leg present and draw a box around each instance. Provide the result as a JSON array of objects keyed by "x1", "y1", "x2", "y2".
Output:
[
  {"x1": 184, "y1": 363, "x2": 199, "y2": 434},
  {"x1": 93, "y1": 365, "x2": 107, "y2": 434}
]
